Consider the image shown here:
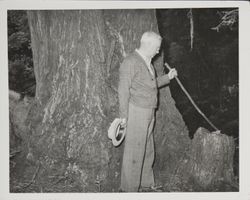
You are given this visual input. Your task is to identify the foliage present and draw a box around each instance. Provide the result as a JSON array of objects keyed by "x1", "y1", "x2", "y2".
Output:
[
  {"x1": 8, "y1": 10, "x2": 35, "y2": 96},
  {"x1": 211, "y1": 9, "x2": 238, "y2": 32}
]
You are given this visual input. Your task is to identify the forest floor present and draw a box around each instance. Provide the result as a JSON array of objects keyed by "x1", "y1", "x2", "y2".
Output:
[
  {"x1": 9, "y1": 139, "x2": 239, "y2": 193},
  {"x1": 10, "y1": 152, "x2": 239, "y2": 193}
]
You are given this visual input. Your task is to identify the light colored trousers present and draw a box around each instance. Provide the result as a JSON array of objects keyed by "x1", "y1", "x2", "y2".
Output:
[{"x1": 120, "y1": 103, "x2": 155, "y2": 192}]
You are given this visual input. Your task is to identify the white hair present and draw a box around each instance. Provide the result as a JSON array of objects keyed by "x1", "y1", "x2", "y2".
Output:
[{"x1": 140, "y1": 31, "x2": 162, "y2": 46}]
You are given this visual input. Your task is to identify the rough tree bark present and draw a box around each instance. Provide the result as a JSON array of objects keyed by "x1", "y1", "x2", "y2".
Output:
[
  {"x1": 26, "y1": 9, "x2": 189, "y2": 192},
  {"x1": 186, "y1": 128, "x2": 235, "y2": 190},
  {"x1": 27, "y1": 10, "x2": 111, "y2": 192}
]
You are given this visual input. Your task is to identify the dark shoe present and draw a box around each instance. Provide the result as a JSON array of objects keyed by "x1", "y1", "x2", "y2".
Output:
[
  {"x1": 139, "y1": 185, "x2": 164, "y2": 192},
  {"x1": 118, "y1": 188, "x2": 125, "y2": 192}
]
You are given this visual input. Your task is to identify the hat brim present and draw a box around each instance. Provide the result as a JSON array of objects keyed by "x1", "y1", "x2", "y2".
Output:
[
  {"x1": 112, "y1": 124, "x2": 126, "y2": 147},
  {"x1": 108, "y1": 118, "x2": 126, "y2": 147}
]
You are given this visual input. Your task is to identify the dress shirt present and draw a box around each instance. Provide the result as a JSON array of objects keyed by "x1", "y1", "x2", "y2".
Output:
[{"x1": 135, "y1": 49, "x2": 154, "y2": 76}]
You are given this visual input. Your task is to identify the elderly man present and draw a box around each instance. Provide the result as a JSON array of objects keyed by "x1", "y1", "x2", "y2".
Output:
[{"x1": 118, "y1": 31, "x2": 177, "y2": 192}]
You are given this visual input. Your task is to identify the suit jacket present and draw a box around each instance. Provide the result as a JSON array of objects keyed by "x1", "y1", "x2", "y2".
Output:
[{"x1": 118, "y1": 51, "x2": 170, "y2": 119}]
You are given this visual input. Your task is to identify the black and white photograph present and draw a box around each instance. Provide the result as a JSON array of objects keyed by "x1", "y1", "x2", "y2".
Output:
[{"x1": 1, "y1": 1, "x2": 250, "y2": 200}]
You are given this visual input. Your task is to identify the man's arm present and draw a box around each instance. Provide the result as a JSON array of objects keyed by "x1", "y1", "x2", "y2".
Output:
[
  {"x1": 118, "y1": 58, "x2": 135, "y2": 120},
  {"x1": 156, "y1": 68, "x2": 177, "y2": 88},
  {"x1": 156, "y1": 74, "x2": 170, "y2": 88}
]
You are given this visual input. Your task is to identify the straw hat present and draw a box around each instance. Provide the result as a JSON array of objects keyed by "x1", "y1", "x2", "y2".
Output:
[{"x1": 108, "y1": 118, "x2": 126, "y2": 147}]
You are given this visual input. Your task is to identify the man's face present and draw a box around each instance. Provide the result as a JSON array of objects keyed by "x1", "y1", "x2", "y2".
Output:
[{"x1": 148, "y1": 39, "x2": 161, "y2": 58}]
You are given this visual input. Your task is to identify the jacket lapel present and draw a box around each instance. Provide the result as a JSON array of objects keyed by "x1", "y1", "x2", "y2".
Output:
[{"x1": 133, "y1": 51, "x2": 155, "y2": 78}]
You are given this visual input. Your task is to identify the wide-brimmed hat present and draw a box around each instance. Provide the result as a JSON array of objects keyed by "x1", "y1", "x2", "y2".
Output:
[{"x1": 108, "y1": 118, "x2": 126, "y2": 147}]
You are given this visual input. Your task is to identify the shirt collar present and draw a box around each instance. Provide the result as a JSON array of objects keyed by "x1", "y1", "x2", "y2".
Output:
[{"x1": 135, "y1": 49, "x2": 151, "y2": 66}]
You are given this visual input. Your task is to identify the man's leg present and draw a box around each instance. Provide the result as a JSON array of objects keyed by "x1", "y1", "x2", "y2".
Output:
[
  {"x1": 120, "y1": 103, "x2": 152, "y2": 192},
  {"x1": 140, "y1": 115, "x2": 155, "y2": 188}
]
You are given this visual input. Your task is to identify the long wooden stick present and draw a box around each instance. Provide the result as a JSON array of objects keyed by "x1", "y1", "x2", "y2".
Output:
[{"x1": 164, "y1": 62, "x2": 220, "y2": 132}]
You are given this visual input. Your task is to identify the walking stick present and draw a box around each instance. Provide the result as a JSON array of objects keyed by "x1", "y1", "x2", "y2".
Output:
[{"x1": 164, "y1": 62, "x2": 220, "y2": 132}]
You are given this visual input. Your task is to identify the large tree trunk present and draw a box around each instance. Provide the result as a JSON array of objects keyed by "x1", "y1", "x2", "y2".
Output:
[
  {"x1": 27, "y1": 10, "x2": 111, "y2": 192},
  {"x1": 26, "y1": 9, "x2": 189, "y2": 192}
]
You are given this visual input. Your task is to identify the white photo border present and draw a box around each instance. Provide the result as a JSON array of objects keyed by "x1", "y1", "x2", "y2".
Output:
[{"x1": 1, "y1": 1, "x2": 249, "y2": 200}]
